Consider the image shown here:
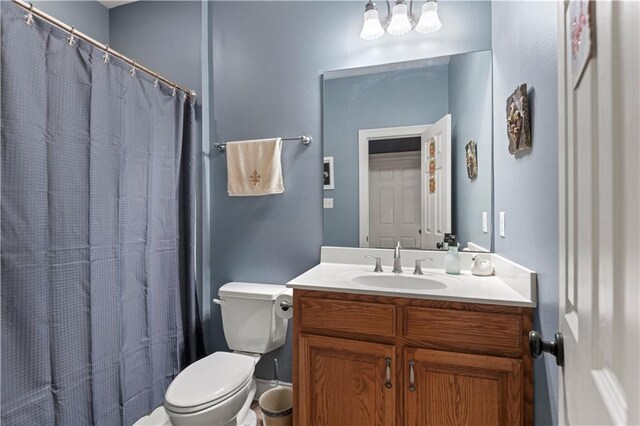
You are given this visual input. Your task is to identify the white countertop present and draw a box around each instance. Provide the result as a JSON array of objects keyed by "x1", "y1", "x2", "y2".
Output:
[{"x1": 286, "y1": 247, "x2": 537, "y2": 308}]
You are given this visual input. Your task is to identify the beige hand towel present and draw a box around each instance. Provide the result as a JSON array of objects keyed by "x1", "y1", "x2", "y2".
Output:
[{"x1": 226, "y1": 138, "x2": 284, "y2": 196}]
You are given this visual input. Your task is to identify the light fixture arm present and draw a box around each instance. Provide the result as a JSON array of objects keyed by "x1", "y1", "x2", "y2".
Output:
[
  {"x1": 408, "y1": 0, "x2": 415, "y2": 21},
  {"x1": 382, "y1": 0, "x2": 392, "y2": 29}
]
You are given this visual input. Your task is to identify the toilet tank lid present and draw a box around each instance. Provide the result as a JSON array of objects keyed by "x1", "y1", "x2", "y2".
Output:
[{"x1": 218, "y1": 282, "x2": 290, "y2": 300}]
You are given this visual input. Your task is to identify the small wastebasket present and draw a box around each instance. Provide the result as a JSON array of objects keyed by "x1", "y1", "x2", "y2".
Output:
[{"x1": 258, "y1": 387, "x2": 293, "y2": 426}]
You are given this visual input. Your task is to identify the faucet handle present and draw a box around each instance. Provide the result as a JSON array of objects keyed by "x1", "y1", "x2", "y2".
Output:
[
  {"x1": 413, "y1": 258, "x2": 433, "y2": 275},
  {"x1": 365, "y1": 255, "x2": 384, "y2": 273}
]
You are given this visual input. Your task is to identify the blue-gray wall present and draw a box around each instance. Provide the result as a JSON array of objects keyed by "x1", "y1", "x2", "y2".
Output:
[
  {"x1": 492, "y1": 2, "x2": 558, "y2": 425},
  {"x1": 109, "y1": 1, "x2": 202, "y2": 106},
  {"x1": 32, "y1": 0, "x2": 109, "y2": 42},
  {"x1": 209, "y1": 0, "x2": 492, "y2": 382},
  {"x1": 449, "y1": 50, "x2": 493, "y2": 250},
  {"x1": 323, "y1": 65, "x2": 450, "y2": 247}
]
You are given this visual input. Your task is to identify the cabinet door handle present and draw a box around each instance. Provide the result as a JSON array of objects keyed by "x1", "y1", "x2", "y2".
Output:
[
  {"x1": 409, "y1": 360, "x2": 416, "y2": 392},
  {"x1": 385, "y1": 357, "x2": 392, "y2": 389}
]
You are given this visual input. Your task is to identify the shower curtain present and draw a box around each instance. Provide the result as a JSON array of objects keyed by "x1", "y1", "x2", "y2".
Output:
[{"x1": 1, "y1": 3, "x2": 204, "y2": 425}]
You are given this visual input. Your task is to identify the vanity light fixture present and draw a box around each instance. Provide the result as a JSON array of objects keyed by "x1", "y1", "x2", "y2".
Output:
[{"x1": 359, "y1": 0, "x2": 442, "y2": 40}]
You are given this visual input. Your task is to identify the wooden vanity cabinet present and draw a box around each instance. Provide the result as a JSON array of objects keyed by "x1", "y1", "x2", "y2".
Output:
[
  {"x1": 292, "y1": 290, "x2": 533, "y2": 426},
  {"x1": 404, "y1": 348, "x2": 523, "y2": 426},
  {"x1": 298, "y1": 334, "x2": 397, "y2": 425}
]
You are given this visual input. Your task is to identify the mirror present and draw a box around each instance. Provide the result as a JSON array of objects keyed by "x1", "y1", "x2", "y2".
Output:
[{"x1": 322, "y1": 50, "x2": 493, "y2": 251}]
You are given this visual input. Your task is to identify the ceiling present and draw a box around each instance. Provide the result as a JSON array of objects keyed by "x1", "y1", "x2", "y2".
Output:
[{"x1": 98, "y1": 0, "x2": 138, "y2": 9}]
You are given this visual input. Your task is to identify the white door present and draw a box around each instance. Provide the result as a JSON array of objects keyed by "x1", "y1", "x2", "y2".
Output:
[
  {"x1": 369, "y1": 152, "x2": 421, "y2": 249},
  {"x1": 558, "y1": 1, "x2": 639, "y2": 425},
  {"x1": 420, "y1": 114, "x2": 451, "y2": 249}
]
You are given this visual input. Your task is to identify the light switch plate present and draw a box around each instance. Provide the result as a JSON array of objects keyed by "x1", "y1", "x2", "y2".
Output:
[
  {"x1": 482, "y1": 211, "x2": 488, "y2": 233},
  {"x1": 323, "y1": 198, "x2": 333, "y2": 209},
  {"x1": 499, "y1": 211, "x2": 506, "y2": 237}
]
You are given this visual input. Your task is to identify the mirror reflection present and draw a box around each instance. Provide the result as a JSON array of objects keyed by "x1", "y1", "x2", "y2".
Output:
[{"x1": 323, "y1": 50, "x2": 493, "y2": 251}]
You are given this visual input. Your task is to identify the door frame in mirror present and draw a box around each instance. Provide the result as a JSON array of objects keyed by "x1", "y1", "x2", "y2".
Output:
[{"x1": 358, "y1": 124, "x2": 432, "y2": 248}]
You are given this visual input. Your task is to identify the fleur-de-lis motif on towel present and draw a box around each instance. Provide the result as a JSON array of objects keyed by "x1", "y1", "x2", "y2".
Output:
[{"x1": 250, "y1": 169, "x2": 261, "y2": 186}]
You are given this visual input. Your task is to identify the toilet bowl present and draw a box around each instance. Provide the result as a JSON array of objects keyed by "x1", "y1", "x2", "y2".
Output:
[
  {"x1": 165, "y1": 352, "x2": 257, "y2": 425},
  {"x1": 164, "y1": 282, "x2": 291, "y2": 426}
]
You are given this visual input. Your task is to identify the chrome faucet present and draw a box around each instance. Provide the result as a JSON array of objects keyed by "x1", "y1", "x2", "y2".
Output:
[{"x1": 393, "y1": 241, "x2": 403, "y2": 273}]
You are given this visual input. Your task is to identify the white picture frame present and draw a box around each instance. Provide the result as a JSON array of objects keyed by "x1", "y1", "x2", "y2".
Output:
[{"x1": 323, "y1": 156, "x2": 334, "y2": 190}]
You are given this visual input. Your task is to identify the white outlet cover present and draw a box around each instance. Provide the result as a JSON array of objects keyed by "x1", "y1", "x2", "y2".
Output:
[
  {"x1": 323, "y1": 198, "x2": 333, "y2": 209},
  {"x1": 499, "y1": 211, "x2": 506, "y2": 237},
  {"x1": 482, "y1": 211, "x2": 488, "y2": 233}
]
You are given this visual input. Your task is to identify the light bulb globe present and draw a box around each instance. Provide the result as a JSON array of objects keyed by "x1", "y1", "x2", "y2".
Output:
[
  {"x1": 386, "y1": 2, "x2": 412, "y2": 36},
  {"x1": 415, "y1": 1, "x2": 442, "y2": 34},
  {"x1": 360, "y1": 8, "x2": 385, "y2": 40}
]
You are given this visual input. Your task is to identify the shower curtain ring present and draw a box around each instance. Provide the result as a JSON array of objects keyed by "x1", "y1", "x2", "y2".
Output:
[
  {"x1": 24, "y1": 3, "x2": 34, "y2": 25},
  {"x1": 103, "y1": 45, "x2": 110, "y2": 63},
  {"x1": 130, "y1": 61, "x2": 136, "y2": 77},
  {"x1": 172, "y1": 84, "x2": 177, "y2": 97},
  {"x1": 67, "y1": 27, "x2": 76, "y2": 46},
  {"x1": 153, "y1": 73, "x2": 159, "y2": 88}
]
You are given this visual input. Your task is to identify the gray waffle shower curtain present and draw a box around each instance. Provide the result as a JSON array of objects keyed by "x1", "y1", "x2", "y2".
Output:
[{"x1": 1, "y1": 3, "x2": 204, "y2": 425}]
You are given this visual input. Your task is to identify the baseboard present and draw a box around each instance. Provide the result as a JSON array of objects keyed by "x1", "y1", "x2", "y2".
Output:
[{"x1": 254, "y1": 378, "x2": 292, "y2": 401}]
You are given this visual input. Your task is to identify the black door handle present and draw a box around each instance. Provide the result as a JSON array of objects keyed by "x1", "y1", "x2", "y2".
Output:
[{"x1": 529, "y1": 331, "x2": 564, "y2": 366}]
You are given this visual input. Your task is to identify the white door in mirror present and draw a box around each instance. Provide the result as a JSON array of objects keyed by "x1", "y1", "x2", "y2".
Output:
[
  {"x1": 421, "y1": 114, "x2": 452, "y2": 249},
  {"x1": 369, "y1": 153, "x2": 421, "y2": 249}
]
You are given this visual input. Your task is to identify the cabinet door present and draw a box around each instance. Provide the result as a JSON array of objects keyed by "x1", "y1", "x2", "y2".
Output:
[
  {"x1": 298, "y1": 334, "x2": 397, "y2": 426},
  {"x1": 404, "y1": 348, "x2": 523, "y2": 426}
]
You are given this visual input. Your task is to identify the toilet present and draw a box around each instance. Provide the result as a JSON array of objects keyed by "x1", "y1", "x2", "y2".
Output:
[{"x1": 164, "y1": 282, "x2": 291, "y2": 426}]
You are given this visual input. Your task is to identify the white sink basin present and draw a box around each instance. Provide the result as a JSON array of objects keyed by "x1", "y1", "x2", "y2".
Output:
[{"x1": 349, "y1": 273, "x2": 455, "y2": 290}]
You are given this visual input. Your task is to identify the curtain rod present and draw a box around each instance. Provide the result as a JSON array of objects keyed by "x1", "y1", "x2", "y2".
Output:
[{"x1": 12, "y1": 0, "x2": 196, "y2": 100}]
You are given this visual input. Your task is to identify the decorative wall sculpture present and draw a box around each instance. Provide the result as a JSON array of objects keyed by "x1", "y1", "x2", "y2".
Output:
[
  {"x1": 506, "y1": 83, "x2": 531, "y2": 155},
  {"x1": 465, "y1": 140, "x2": 478, "y2": 179}
]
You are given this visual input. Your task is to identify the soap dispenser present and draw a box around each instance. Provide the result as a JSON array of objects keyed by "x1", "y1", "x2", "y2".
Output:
[{"x1": 444, "y1": 234, "x2": 461, "y2": 275}]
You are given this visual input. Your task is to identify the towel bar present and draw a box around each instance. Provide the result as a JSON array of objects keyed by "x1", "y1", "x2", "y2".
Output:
[{"x1": 214, "y1": 135, "x2": 312, "y2": 153}]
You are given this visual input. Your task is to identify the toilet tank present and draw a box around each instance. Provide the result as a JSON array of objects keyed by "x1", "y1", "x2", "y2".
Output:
[{"x1": 217, "y1": 282, "x2": 290, "y2": 354}]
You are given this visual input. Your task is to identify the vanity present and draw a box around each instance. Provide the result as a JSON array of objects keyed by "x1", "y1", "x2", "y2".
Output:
[
  {"x1": 300, "y1": 47, "x2": 537, "y2": 425},
  {"x1": 288, "y1": 247, "x2": 536, "y2": 426}
]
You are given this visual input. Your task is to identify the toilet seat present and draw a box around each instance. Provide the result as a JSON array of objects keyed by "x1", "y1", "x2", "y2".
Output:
[{"x1": 164, "y1": 351, "x2": 255, "y2": 414}]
